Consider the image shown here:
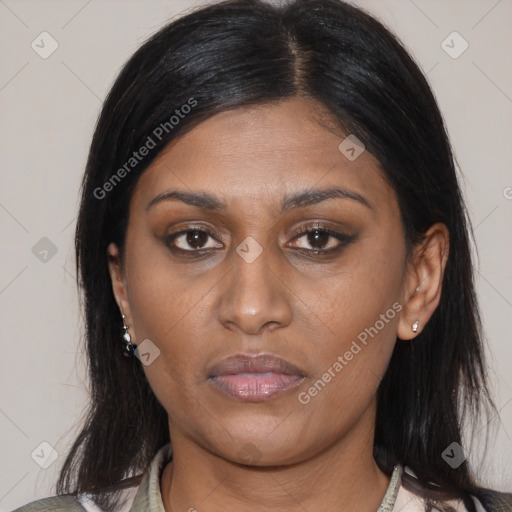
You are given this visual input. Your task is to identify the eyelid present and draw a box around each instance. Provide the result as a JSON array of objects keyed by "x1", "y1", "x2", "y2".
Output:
[
  {"x1": 288, "y1": 221, "x2": 352, "y2": 240},
  {"x1": 291, "y1": 221, "x2": 332, "y2": 234}
]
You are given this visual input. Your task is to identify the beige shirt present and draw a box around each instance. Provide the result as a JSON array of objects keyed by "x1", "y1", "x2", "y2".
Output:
[{"x1": 76, "y1": 443, "x2": 486, "y2": 512}]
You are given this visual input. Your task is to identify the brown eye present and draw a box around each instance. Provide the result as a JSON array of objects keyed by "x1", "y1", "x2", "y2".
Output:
[
  {"x1": 305, "y1": 229, "x2": 332, "y2": 250},
  {"x1": 185, "y1": 230, "x2": 209, "y2": 249},
  {"x1": 165, "y1": 228, "x2": 223, "y2": 252},
  {"x1": 289, "y1": 226, "x2": 354, "y2": 254}
]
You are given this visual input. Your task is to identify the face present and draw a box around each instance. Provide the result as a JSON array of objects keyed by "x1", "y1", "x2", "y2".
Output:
[{"x1": 107, "y1": 96, "x2": 435, "y2": 466}]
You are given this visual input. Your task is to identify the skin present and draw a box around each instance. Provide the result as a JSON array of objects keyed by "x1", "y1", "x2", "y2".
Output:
[{"x1": 107, "y1": 96, "x2": 449, "y2": 512}]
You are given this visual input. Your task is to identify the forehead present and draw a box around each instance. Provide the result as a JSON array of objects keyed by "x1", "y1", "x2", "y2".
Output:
[{"x1": 130, "y1": 97, "x2": 395, "y2": 214}]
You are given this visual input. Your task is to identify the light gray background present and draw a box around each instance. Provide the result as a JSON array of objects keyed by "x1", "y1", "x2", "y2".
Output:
[{"x1": 1, "y1": 0, "x2": 511, "y2": 509}]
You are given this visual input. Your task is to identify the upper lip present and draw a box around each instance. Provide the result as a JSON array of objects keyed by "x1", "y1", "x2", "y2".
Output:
[{"x1": 208, "y1": 353, "x2": 306, "y2": 378}]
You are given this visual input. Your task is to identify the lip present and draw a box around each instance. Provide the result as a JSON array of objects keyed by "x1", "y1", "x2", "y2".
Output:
[{"x1": 208, "y1": 353, "x2": 306, "y2": 402}]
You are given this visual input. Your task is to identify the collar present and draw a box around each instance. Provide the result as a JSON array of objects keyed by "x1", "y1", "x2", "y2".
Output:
[{"x1": 128, "y1": 443, "x2": 172, "y2": 511}]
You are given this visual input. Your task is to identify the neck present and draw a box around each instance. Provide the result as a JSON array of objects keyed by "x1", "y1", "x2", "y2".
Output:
[{"x1": 160, "y1": 410, "x2": 391, "y2": 512}]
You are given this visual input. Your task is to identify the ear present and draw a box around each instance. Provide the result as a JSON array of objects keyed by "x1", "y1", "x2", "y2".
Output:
[
  {"x1": 107, "y1": 243, "x2": 135, "y2": 337},
  {"x1": 397, "y1": 222, "x2": 449, "y2": 341}
]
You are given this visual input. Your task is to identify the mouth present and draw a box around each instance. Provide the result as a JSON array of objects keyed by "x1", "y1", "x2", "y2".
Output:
[{"x1": 207, "y1": 353, "x2": 306, "y2": 402}]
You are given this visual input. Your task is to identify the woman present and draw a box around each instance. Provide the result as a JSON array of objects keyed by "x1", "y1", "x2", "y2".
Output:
[{"x1": 15, "y1": 0, "x2": 512, "y2": 510}]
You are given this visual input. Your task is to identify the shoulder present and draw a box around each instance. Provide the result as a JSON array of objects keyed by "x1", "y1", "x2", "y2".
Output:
[
  {"x1": 12, "y1": 485, "x2": 139, "y2": 512},
  {"x1": 11, "y1": 494, "x2": 86, "y2": 511},
  {"x1": 11, "y1": 444, "x2": 168, "y2": 512}
]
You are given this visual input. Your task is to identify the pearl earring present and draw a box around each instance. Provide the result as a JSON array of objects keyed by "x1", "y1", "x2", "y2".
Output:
[{"x1": 412, "y1": 321, "x2": 420, "y2": 333}]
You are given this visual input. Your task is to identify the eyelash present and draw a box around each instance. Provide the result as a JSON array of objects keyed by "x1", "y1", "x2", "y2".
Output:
[
  {"x1": 288, "y1": 223, "x2": 354, "y2": 255},
  {"x1": 164, "y1": 223, "x2": 354, "y2": 257}
]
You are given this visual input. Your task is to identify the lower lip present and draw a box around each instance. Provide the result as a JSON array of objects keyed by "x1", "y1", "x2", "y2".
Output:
[{"x1": 209, "y1": 372, "x2": 304, "y2": 402}]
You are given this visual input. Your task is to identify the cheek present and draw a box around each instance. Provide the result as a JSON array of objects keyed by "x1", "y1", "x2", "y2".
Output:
[
  {"x1": 127, "y1": 273, "x2": 210, "y2": 376},
  {"x1": 298, "y1": 230, "x2": 404, "y2": 345},
  {"x1": 130, "y1": 300, "x2": 211, "y2": 424},
  {"x1": 295, "y1": 298, "x2": 400, "y2": 441},
  {"x1": 123, "y1": 222, "x2": 210, "y2": 343},
  {"x1": 122, "y1": 233, "x2": 214, "y2": 393},
  {"x1": 294, "y1": 231, "x2": 404, "y2": 401}
]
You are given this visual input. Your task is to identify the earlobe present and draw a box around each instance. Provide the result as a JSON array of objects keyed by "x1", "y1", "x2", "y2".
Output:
[
  {"x1": 397, "y1": 223, "x2": 450, "y2": 341},
  {"x1": 106, "y1": 243, "x2": 132, "y2": 323},
  {"x1": 107, "y1": 243, "x2": 138, "y2": 356}
]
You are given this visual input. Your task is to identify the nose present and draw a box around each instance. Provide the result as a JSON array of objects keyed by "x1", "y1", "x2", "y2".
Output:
[{"x1": 217, "y1": 243, "x2": 293, "y2": 335}]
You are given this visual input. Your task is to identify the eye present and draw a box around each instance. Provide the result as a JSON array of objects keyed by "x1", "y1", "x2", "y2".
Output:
[
  {"x1": 164, "y1": 224, "x2": 354, "y2": 258},
  {"x1": 165, "y1": 228, "x2": 223, "y2": 252},
  {"x1": 288, "y1": 224, "x2": 354, "y2": 255}
]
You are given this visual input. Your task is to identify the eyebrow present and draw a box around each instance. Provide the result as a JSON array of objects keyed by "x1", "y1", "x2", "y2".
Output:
[{"x1": 145, "y1": 187, "x2": 372, "y2": 213}]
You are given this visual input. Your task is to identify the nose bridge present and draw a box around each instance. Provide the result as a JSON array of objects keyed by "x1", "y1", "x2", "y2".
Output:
[
  {"x1": 217, "y1": 236, "x2": 292, "y2": 334},
  {"x1": 234, "y1": 238, "x2": 274, "y2": 299}
]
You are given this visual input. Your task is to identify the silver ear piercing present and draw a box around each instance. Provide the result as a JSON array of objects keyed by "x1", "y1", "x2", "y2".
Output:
[
  {"x1": 121, "y1": 313, "x2": 137, "y2": 357},
  {"x1": 411, "y1": 321, "x2": 420, "y2": 333}
]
